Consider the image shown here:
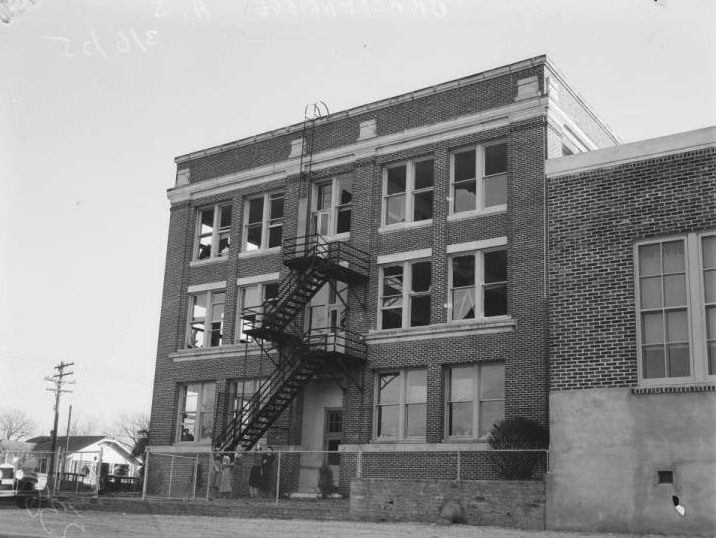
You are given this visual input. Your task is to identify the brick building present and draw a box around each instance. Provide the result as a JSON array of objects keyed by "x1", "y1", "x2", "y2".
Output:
[
  {"x1": 148, "y1": 56, "x2": 617, "y2": 497},
  {"x1": 546, "y1": 127, "x2": 716, "y2": 535}
]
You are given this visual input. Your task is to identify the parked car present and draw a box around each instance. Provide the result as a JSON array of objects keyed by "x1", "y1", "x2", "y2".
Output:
[{"x1": 0, "y1": 462, "x2": 47, "y2": 506}]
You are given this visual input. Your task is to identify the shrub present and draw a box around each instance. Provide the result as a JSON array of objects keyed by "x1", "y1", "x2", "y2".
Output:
[
  {"x1": 317, "y1": 464, "x2": 335, "y2": 498},
  {"x1": 487, "y1": 417, "x2": 549, "y2": 480}
]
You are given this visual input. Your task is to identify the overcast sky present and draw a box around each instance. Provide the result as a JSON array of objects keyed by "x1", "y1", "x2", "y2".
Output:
[{"x1": 1, "y1": 0, "x2": 714, "y2": 438}]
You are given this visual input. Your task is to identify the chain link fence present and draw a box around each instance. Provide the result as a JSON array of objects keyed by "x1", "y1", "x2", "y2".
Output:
[{"x1": 143, "y1": 448, "x2": 549, "y2": 502}]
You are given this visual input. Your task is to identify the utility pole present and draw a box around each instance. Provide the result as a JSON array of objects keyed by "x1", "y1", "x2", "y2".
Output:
[{"x1": 44, "y1": 361, "x2": 75, "y2": 496}]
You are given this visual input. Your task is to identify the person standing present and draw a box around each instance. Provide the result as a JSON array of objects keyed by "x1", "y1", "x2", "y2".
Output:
[
  {"x1": 248, "y1": 448, "x2": 262, "y2": 499},
  {"x1": 259, "y1": 446, "x2": 276, "y2": 497},
  {"x1": 218, "y1": 454, "x2": 233, "y2": 499}
]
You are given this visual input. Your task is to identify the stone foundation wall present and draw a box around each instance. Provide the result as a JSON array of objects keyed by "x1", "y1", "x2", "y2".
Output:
[{"x1": 350, "y1": 479, "x2": 545, "y2": 529}]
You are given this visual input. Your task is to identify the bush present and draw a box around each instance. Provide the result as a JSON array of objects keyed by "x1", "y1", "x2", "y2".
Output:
[
  {"x1": 487, "y1": 417, "x2": 548, "y2": 480},
  {"x1": 317, "y1": 465, "x2": 335, "y2": 498}
]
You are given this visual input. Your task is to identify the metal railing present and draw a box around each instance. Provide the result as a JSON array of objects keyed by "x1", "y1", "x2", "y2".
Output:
[{"x1": 283, "y1": 234, "x2": 371, "y2": 276}]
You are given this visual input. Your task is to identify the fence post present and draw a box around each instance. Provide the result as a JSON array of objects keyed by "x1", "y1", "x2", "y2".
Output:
[
  {"x1": 206, "y1": 453, "x2": 212, "y2": 501},
  {"x1": 275, "y1": 451, "x2": 281, "y2": 505},
  {"x1": 141, "y1": 449, "x2": 149, "y2": 500},
  {"x1": 192, "y1": 455, "x2": 199, "y2": 500},
  {"x1": 456, "y1": 450, "x2": 461, "y2": 481},
  {"x1": 168, "y1": 456, "x2": 174, "y2": 498}
]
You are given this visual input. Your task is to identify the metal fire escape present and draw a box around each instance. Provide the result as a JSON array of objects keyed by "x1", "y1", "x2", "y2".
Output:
[{"x1": 213, "y1": 104, "x2": 370, "y2": 453}]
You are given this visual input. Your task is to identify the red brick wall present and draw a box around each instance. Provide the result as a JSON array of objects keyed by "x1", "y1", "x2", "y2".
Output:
[{"x1": 548, "y1": 148, "x2": 716, "y2": 390}]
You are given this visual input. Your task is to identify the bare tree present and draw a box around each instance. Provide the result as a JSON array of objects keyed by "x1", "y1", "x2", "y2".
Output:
[
  {"x1": 115, "y1": 412, "x2": 150, "y2": 449},
  {"x1": 68, "y1": 414, "x2": 102, "y2": 436},
  {"x1": 0, "y1": 408, "x2": 37, "y2": 441}
]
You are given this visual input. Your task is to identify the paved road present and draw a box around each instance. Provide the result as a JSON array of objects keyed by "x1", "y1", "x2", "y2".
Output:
[{"x1": 0, "y1": 501, "x2": 679, "y2": 538}]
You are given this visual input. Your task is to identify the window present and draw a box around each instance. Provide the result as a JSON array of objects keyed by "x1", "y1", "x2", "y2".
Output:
[
  {"x1": 307, "y1": 280, "x2": 347, "y2": 333},
  {"x1": 236, "y1": 282, "x2": 279, "y2": 343},
  {"x1": 446, "y1": 362, "x2": 504, "y2": 438},
  {"x1": 312, "y1": 178, "x2": 352, "y2": 236},
  {"x1": 383, "y1": 158, "x2": 434, "y2": 226},
  {"x1": 636, "y1": 232, "x2": 716, "y2": 383},
  {"x1": 449, "y1": 249, "x2": 507, "y2": 320},
  {"x1": 186, "y1": 290, "x2": 225, "y2": 348},
  {"x1": 379, "y1": 260, "x2": 432, "y2": 329},
  {"x1": 375, "y1": 369, "x2": 427, "y2": 440},
  {"x1": 195, "y1": 204, "x2": 232, "y2": 260},
  {"x1": 451, "y1": 142, "x2": 507, "y2": 214},
  {"x1": 243, "y1": 192, "x2": 284, "y2": 252},
  {"x1": 177, "y1": 382, "x2": 215, "y2": 443},
  {"x1": 229, "y1": 378, "x2": 262, "y2": 429}
]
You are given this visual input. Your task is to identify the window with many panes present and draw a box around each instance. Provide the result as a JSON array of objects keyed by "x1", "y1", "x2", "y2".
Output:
[
  {"x1": 243, "y1": 192, "x2": 284, "y2": 252},
  {"x1": 186, "y1": 290, "x2": 225, "y2": 348},
  {"x1": 446, "y1": 362, "x2": 504, "y2": 438},
  {"x1": 451, "y1": 142, "x2": 507, "y2": 214},
  {"x1": 636, "y1": 231, "x2": 716, "y2": 384},
  {"x1": 449, "y1": 248, "x2": 507, "y2": 320},
  {"x1": 380, "y1": 260, "x2": 432, "y2": 329},
  {"x1": 195, "y1": 204, "x2": 232, "y2": 260},
  {"x1": 383, "y1": 158, "x2": 434, "y2": 226},
  {"x1": 236, "y1": 282, "x2": 279, "y2": 343},
  {"x1": 177, "y1": 382, "x2": 215, "y2": 443},
  {"x1": 375, "y1": 369, "x2": 427, "y2": 440},
  {"x1": 312, "y1": 178, "x2": 352, "y2": 237}
]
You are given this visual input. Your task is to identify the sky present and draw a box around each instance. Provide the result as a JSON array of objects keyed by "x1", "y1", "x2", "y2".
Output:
[{"x1": 1, "y1": 0, "x2": 715, "y2": 438}]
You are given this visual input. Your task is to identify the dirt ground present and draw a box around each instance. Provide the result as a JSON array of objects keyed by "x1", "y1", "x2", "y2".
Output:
[{"x1": 0, "y1": 501, "x2": 681, "y2": 538}]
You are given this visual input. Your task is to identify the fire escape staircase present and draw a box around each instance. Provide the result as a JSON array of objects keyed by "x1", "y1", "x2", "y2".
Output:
[{"x1": 213, "y1": 234, "x2": 370, "y2": 453}]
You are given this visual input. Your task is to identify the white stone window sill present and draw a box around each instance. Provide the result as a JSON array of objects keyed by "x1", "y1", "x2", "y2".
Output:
[
  {"x1": 171, "y1": 343, "x2": 263, "y2": 362},
  {"x1": 367, "y1": 318, "x2": 515, "y2": 344},
  {"x1": 447, "y1": 205, "x2": 507, "y2": 222},
  {"x1": 189, "y1": 256, "x2": 230, "y2": 267},
  {"x1": 378, "y1": 219, "x2": 433, "y2": 234},
  {"x1": 238, "y1": 247, "x2": 281, "y2": 259}
]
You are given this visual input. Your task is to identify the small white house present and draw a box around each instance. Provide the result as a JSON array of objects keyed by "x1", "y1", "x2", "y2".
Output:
[{"x1": 27, "y1": 435, "x2": 142, "y2": 481}]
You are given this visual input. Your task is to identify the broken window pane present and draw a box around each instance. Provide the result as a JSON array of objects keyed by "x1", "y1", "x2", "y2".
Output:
[
  {"x1": 453, "y1": 180, "x2": 476, "y2": 213},
  {"x1": 246, "y1": 223, "x2": 262, "y2": 251},
  {"x1": 200, "y1": 208, "x2": 214, "y2": 235},
  {"x1": 386, "y1": 194, "x2": 406, "y2": 224}
]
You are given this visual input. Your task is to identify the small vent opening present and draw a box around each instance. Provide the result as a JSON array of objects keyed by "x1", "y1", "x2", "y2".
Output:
[{"x1": 657, "y1": 470, "x2": 674, "y2": 484}]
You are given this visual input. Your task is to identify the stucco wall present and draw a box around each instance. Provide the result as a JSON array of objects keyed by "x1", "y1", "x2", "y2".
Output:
[{"x1": 547, "y1": 388, "x2": 716, "y2": 536}]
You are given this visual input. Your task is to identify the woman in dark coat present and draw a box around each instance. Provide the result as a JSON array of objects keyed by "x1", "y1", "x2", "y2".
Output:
[
  {"x1": 259, "y1": 446, "x2": 275, "y2": 496},
  {"x1": 248, "y1": 451, "x2": 262, "y2": 498}
]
